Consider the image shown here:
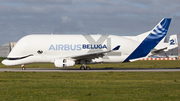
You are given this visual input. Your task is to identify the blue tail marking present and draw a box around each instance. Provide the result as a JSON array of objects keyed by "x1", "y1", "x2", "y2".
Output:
[{"x1": 124, "y1": 18, "x2": 171, "y2": 62}]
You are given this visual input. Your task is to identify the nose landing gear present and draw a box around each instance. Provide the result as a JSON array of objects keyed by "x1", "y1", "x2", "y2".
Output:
[{"x1": 21, "y1": 65, "x2": 26, "y2": 70}]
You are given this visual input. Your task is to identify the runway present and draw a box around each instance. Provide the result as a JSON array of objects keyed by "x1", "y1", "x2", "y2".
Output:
[{"x1": 0, "y1": 68, "x2": 180, "y2": 72}]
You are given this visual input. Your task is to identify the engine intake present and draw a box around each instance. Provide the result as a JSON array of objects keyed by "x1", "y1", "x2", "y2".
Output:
[{"x1": 54, "y1": 59, "x2": 75, "y2": 68}]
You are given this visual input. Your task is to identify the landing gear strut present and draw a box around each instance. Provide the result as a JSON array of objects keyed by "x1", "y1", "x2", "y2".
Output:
[{"x1": 21, "y1": 65, "x2": 26, "y2": 70}]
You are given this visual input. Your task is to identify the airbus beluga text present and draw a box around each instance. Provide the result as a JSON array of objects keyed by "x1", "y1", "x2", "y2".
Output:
[{"x1": 2, "y1": 18, "x2": 171, "y2": 70}]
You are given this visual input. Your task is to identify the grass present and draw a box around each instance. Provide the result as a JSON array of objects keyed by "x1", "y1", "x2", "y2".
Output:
[
  {"x1": 0, "y1": 72, "x2": 180, "y2": 101},
  {"x1": 1, "y1": 57, "x2": 180, "y2": 100}
]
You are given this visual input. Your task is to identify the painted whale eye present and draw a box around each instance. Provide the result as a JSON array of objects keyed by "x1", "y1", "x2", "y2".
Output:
[{"x1": 37, "y1": 50, "x2": 43, "y2": 54}]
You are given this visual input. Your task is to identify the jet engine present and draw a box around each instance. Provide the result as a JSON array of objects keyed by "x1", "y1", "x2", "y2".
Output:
[{"x1": 54, "y1": 59, "x2": 75, "y2": 68}]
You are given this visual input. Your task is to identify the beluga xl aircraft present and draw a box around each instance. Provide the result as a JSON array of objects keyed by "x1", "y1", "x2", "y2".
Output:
[{"x1": 2, "y1": 18, "x2": 171, "y2": 70}]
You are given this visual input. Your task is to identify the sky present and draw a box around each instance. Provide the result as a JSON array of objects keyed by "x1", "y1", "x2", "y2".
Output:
[{"x1": 0, "y1": 0, "x2": 180, "y2": 45}]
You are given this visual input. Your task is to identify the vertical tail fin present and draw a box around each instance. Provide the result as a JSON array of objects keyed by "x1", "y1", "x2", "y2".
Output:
[
  {"x1": 124, "y1": 18, "x2": 171, "y2": 62},
  {"x1": 167, "y1": 34, "x2": 178, "y2": 50},
  {"x1": 147, "y1": 18, "x2": 171, "y2": 39}
]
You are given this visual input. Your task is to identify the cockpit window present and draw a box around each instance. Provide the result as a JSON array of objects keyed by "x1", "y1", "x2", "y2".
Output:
[{"x1": 37, "y1": 50, "x2": 43, "y2": 54}]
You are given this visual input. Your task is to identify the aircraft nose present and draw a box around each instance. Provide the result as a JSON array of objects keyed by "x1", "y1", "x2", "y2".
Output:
[
  {"x1": 2, "y1": 59, "x2": 6, "y2": 65},
  {"x1": 1, "y1": 59, "x2": 8, "y2": 66}
]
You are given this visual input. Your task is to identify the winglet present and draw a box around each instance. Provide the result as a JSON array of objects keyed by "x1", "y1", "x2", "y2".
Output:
[{"x1": 112, "y1": 45, "x2": 120, "y2": 50}]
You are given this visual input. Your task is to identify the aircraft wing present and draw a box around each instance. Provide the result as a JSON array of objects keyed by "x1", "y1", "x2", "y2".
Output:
[
  {"x1": 70, "y1": 45, "x2": 120, "y2": 61},
  {"x1": 149, "y1": 34, "x2": 178, "y2": 56},
  {"x1": 150, "y1": 47, "x2": 168, "y2": 55}
]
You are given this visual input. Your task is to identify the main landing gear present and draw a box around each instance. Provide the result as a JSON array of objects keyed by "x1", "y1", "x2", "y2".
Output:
[
  {"x1": 21, "y1": 65, "x2": 26, "y2": 70},
  {"x1": 79, "y1": 60, "x2": 91, "y2": 70},
  {"x1": 80, "y1": 64, "x2": 91, "y2": 70}
]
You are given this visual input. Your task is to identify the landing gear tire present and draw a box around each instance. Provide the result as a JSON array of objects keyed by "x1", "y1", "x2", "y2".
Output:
[
  {"x1": 22, "y1": 67, "x2": 26, "y2": 70},
  {"x1": 80, "y1": 66, "x2": 85, "y2": 70},
  {"x1": 86, "y1": 66, "x2": 91, "y2": 70},
  {"x1": 80, "y1": 66, "x2": 91, "y2": 70}
]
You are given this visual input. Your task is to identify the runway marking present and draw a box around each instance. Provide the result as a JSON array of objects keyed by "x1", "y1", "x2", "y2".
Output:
[{"x1": 0, "y1": 68, "x2": 180, "y2": 72}]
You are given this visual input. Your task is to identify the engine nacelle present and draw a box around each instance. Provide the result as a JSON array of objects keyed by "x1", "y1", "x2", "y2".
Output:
[{"x1": 54, "y1": 59, "x2": 75, "y2": 68}]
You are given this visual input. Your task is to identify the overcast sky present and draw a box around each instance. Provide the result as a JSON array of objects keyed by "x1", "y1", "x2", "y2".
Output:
[{"x1": 0, "y1": 0, "x2": 180, "y2": 45}]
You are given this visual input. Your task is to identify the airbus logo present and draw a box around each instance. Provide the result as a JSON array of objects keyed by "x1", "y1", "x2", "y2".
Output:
[
  {"x1": 49, "y1": 44, "x2": 107, "y2": 51},
  {"x1": 82, "y1": 44, "x2": 107, "y2": 49},
  {"x1": 48, "y1": 35, "x2": 121, "y2": 59}
]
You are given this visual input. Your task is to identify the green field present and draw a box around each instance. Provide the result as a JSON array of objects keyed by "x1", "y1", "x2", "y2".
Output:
[
  {"x1": 1, "y1": 58, "x2": 180, "y2": 100},
  {"x1": 0, "y1": 72, "x2": 180, "y2": 101}
]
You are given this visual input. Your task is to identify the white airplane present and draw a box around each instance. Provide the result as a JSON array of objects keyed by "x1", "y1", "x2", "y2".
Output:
[
  {"x1": 2, "y1": 18, "x2": 171, "y2": 70},
  {"x1": 148, "y1": 34, "x2": 178, "y2": 57}
]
